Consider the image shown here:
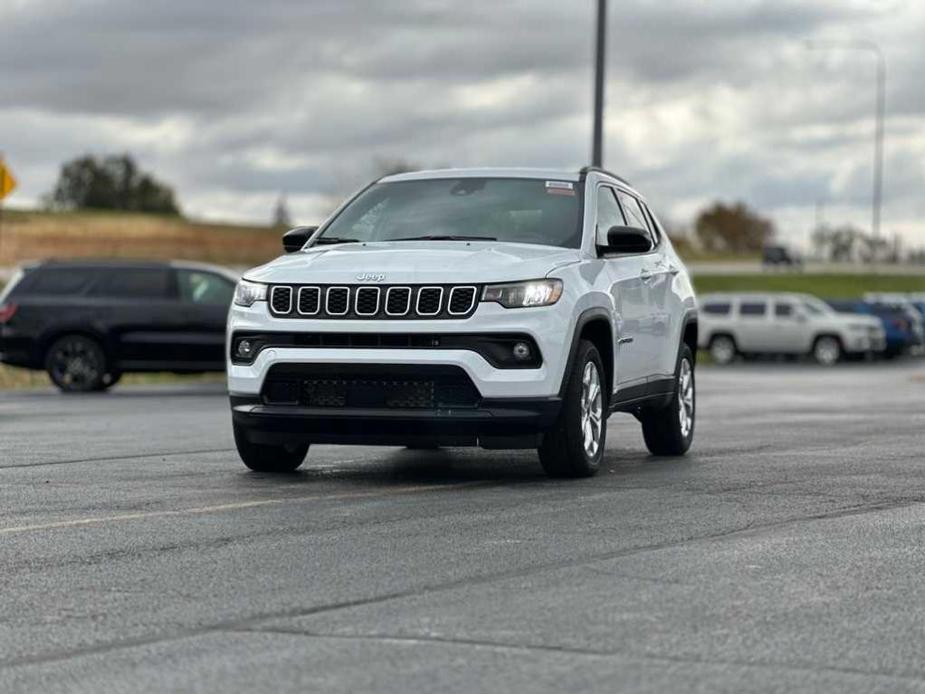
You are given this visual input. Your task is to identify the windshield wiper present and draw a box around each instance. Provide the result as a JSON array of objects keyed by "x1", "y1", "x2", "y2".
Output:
[
  {"x1": 312, "y1": 237, "x2": 361, "y2": 246},
  {"x1": 388, "y1": 235, "x2": 497, "y2": 242}
]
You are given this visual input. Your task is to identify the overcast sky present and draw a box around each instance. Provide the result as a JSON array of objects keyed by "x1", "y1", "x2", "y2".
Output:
[{"x1": 2, "y1": 0, "x2": 923, "y2": 248}]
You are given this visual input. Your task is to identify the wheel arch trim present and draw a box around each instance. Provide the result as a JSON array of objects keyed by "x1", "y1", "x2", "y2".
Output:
[{"x1": 558, "y1": 307, "x2": 614, "y2": 400}]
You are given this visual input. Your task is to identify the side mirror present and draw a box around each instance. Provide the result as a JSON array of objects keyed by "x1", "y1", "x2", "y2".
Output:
[
  {"x1": 282, "y1": 226, "x2": 318, "y2": 253},
  {"x1": 599, "y1": 225, "x2": 653, "y2": 255}
]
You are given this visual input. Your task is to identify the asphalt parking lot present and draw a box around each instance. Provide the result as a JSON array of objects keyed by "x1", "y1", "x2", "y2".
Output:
[{"x1": 1, "y1": 361, "x2": 924, "y2": 693}]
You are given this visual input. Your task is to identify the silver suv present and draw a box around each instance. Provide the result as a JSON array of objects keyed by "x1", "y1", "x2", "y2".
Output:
[{"x1": 699, "y1": 292, "x2": 885, "y2": 365}]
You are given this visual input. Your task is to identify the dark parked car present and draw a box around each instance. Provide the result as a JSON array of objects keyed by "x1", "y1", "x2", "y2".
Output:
[
  {"x1": 826, "y1": 299, "x2": 918, "y2": 358},
  {"x1": 0, "y1": 260, "x2": 237, "y2": 391},
  {"x1": 762, "y1": 244, "x2": 803, "y2": 269}
]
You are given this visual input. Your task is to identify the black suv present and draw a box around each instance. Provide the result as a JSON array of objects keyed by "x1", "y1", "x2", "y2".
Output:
[
  {"x1": 0, "y1": 260, "x2": 236, "y2": 391},
  {"x1": 762, "y1": 244, "x2": 803, "y2": 268}
]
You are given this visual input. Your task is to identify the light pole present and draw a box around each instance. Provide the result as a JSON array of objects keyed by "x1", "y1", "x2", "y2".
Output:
[
  {"x1": 591, "y1": 0, "x2": 607, "y2": 167},
  {"x1": 805, "y1": 40, "x2": 886, "y2": 255}
]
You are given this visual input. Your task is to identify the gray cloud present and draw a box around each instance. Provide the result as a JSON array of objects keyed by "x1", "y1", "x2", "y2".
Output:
[{"x1": 1, "y1": 0, "x2": 924, "y2": 247}]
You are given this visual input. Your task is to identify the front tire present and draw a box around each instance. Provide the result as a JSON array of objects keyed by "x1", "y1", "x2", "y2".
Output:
[
  {"x1": 708, "y1": 334, "x2": 737, "y2": 365},
  {"x1": 640, "y1": 345, "x2": 695, "y2": 456},
  {"x1": 233, "y1": 423, "x2": 309, "y2": 472},
  {"x1": 813, "y1": 335, "x2": 842, "y2": 366},
  {"x1": 45, "y1": 334, "x2": 109, "y2": 393},
  {"x1": 538, "y1": 340, "x2": 606, "y2": 478}
]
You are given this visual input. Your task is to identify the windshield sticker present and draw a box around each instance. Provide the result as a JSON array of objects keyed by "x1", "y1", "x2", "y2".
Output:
[{"x1": 545, "y1": 180, "x2": 575, "y2": 196}]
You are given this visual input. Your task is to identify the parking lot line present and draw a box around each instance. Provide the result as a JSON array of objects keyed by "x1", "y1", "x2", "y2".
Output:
[{"x1": 0, "y1": 482, "x2": 487, "y2": 536}]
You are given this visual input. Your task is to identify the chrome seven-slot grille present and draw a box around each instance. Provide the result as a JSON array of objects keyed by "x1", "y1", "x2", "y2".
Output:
[{"x1": 269, "y1": 284, "x2": 480, "y2": 320}]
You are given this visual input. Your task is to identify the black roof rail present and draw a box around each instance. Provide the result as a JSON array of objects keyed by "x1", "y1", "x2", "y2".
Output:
[{"x1": 579, "y1": 166, "x2": 633, "y2": 188}]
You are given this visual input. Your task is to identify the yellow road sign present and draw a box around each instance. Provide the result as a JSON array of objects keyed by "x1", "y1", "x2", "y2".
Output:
[{"x1": 0, "y1": 160, "x2": 17, "y2": 201}]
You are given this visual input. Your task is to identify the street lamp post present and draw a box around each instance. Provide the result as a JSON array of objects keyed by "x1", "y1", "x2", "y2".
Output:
[
  {"x1": 806, "y1": 40, "x2": 886, "y2": 255},
  {"x1": 591, "y1": 0, "x2": 607, "y2": 167}
]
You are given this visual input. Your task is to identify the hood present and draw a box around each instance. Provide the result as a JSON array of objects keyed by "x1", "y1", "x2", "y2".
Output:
[
  {"x1": 243, "y1": 241, "x2": 582, "y2": 285},
  {"x1": 833, "y1": 313, "x2": 882, "y2": 329}
]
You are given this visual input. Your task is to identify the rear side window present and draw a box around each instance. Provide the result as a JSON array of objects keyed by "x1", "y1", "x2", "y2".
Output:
[
  {"x1": 0, "y1": 269, "x2": 26, "y2": 301},
  {"x1": 774, "y1": 303, "x2": 794, "y2": 317},
  {"x1": 703, "y1": 302, "x2": 731, "y2": 315},
  {"x1": 739, "y1": 301, "x2": 767, "y2": 317},
  {"x1": 18, "y1": 268, "x2": 98, "y2": 296},
  {"x1": 96, "y1": 268, "x2": 172, "y2": 299}
]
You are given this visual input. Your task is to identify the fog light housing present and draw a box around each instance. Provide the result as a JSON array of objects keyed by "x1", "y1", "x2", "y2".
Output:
[
  {"x1": 237, "y1": 339, "x2": 254, "y2": 358},
  {"x1": 512, "y1": 341, "x2": 532, "y2": 361}
]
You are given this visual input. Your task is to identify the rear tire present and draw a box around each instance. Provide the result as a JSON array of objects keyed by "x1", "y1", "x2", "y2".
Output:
[
  {"x1": 640, "y1": 345, "x2": 695, "y2": 456},
  {"x1": 538, "y1": 340, "x2": 606, "y2": 478},
  {"x1": 233, "y1": 423, "x2": 309, "y2": 472},
  {"x1": 45, "y1": 334, "x2": 109, "y2": 393}
]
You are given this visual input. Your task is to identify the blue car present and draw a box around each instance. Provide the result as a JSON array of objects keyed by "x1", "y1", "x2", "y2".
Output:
[{"x1": 827, "y1": 300, "x2": 916, "y2": 358}]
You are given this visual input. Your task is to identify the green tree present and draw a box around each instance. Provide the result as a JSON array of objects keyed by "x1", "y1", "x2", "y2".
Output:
[
  {"x1": 694, "y1": 202, "x2": 774, "y2": 254},
  {"x1": 49, "y1": 154, "x2": 180, "y2": 214}
]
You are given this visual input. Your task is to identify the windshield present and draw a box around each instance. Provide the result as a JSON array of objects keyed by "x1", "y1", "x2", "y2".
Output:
[
  {"x1": 802, "y1": 297, "x2": 832, "y2": 315},
  {"x1": 317, "y1": 177, "x2": 583, "y2": 248}
]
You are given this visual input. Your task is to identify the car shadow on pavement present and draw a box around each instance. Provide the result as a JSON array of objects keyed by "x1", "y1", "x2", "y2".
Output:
[{"x1": 232, "y1": 443, "x2": 696, "y2": 490}]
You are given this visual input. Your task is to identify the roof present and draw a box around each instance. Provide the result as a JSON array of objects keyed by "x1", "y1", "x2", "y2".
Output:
[
  {"x1": 698, "y1": 291, "x2": 816, "y2": 301},
  {"x1": 27, "y1": 258, "x2": 170, "y2": 270},
  {"x1": 379, "y1": 167, "x2": 583, "y2": 183},
  {"x1": 378, "y1": 166, "x2": 644, "y2": 200},
  {"x1": 24, "y1": 258, "x2": 236, "y2": 279}
]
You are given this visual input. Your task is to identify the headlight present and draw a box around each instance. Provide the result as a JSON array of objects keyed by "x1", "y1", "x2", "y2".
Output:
[
  {"x1": 481, "y1": 279, "x2": 563, "y2": 308},
  {"x1": 233, "y1": 280, "x2": 268, "y2": 307}
]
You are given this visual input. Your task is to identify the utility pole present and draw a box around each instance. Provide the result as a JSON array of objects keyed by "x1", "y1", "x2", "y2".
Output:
[
  {"x1": 872, "y1": 44, "x2": 885, "y2": 255},
  {"x1": 806, "y1": 40, "x2": 886, "y2": 257},
  {"x1": 591, "y1": 0, "x2": 607, "y2": 167}
]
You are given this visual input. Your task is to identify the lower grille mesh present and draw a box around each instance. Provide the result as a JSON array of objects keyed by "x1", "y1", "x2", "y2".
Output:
[{"x1": 262, "y1": 367, "x2": 481, "y2": 410}]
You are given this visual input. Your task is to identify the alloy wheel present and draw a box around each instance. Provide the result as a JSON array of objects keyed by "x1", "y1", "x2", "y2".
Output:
[
  {"x1": 678, "y1": 358, "x2": 694, "y2": 438},
  {"x1": 49, "y1": 337, "x2": 104, "y2": 390},
  {"x1": 580, "y1": 361, "x2": 604, "y2": 458},
  {"x1": 710, "y1": 336, "x2": 736, "y2": 365},
  {"x1": 814, "y1": 337, "x2": 841, "y2": 366}
]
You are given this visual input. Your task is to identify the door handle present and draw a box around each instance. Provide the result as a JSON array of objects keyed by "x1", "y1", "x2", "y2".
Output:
[{"x1": 639, "y1": 269, "x2": 654, "y2": 282}]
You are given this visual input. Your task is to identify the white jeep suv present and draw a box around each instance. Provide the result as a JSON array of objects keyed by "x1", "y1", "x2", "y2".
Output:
[{"x1": 227, "y1": 168, "x2": 698, "y2": 477}]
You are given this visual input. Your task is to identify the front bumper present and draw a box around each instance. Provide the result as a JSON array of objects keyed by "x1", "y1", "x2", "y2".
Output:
[
  {"x1": 231, "y1": 395, "x2": 561, "y2": 449},
  {"x1": 843, "y1": 332, "x2": 880, "y2": 354},
  {"x1": 227, "y1": 300, "x2": 575, "y2": 400}
]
